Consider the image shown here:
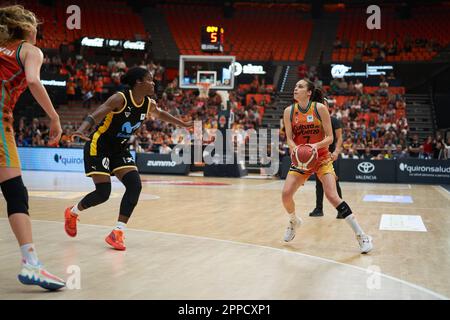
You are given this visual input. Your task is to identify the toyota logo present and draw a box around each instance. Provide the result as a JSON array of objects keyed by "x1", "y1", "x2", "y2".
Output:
[{"x1": 357, "y1": 162, "x2": 375, "y2": 174}]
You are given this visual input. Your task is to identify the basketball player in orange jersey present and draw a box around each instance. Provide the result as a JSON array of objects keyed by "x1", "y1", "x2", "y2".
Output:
[
  {"x1": 65, "y1": 67, "x2": 193, "y2": 251},
  {"x1": 0, "y1": 5, "x2": 65, "y2": 289},
  {"x1": 281, "y1": 78, "x2": 373, "y2": 253}
]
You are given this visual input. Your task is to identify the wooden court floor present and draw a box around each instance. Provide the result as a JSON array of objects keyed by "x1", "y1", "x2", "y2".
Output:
[{"x1": 1, "y1": 171, "x2": 449, "y2": 299}]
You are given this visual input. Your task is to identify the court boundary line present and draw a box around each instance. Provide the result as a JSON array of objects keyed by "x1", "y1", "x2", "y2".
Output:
[
  {"x1": 1, "y1": 218, "x2": 446, "y2": 300},
  {"x1": 435, "y1": 186, "x2": 450, "y2": 201}
]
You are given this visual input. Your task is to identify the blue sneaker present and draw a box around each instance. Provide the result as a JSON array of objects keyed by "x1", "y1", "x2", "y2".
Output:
[{"x1": 18, "y1": 260, "x2": 65, "y2": 291}]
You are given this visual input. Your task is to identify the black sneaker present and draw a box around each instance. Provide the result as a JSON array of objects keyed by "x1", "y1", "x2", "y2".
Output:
[
  {"x1": 336, "y1": 212, "x2": 344, "y2": 219},
  {"x1": 309, "y1": 208, "x2": 324, "y2": 217}
]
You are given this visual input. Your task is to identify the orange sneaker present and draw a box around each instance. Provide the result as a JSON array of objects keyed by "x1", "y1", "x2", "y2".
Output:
[
  {"x1": 105, "y1": 230, "x2": 126, "y2": 251},
  {"x1": 64, "y1": 206, "x2": 79, "y2": 237}
]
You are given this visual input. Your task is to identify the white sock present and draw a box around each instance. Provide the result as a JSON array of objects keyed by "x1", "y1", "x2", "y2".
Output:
[
  {"x1": 20, "y1": 243, "x2": 40, "y2": 266},
  {"x1": 288, "y1": 212, "x2": 298, "y2": 222},
  {"x1": 345, "y1": 214, "x2": 364, "y2": 236},
  {"x1": 71, "y1": 203, "x2": 81, "y2": 216},
  {"x1": 114, "y1": 222, "x2": 127, "y2": 231}
]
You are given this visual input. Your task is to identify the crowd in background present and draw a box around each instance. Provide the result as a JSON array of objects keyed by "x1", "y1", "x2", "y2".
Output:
[
  {"x1": 333, "y1": 36, "x2": 442, "y2": 62},
  {"x1": 16, "y1": 56, "x2": 274, "y2": 153},
  {"x1": 14, "y1": 57, "x2": 450, "y2": 160}
]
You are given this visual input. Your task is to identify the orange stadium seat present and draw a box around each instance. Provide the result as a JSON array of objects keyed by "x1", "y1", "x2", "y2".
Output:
[
  {"x1": 24, "y1": 0, "x2": 148, "y2": 49},
  {"x1": 162, "y1": 3, "x2": 313, "y2": 61},
  {"x1": 332, "y1": 5, "x2": 450, "y2": 62}
]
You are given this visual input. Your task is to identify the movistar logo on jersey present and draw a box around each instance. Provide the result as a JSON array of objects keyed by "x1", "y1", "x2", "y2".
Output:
[{"x1": 117, "y1": 121, "x2": 141, "y2": 138}]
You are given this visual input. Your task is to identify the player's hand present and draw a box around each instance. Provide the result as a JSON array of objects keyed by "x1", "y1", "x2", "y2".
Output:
[
  {"x1": 48, "y1": 117, "x2": 62, "y2": 146},
  {"x1": 331, "y1": 152, "x2": 339, "y2": 161},
  {"x1": 71, "y1": 131, "x2": 91, "y2": 142}
]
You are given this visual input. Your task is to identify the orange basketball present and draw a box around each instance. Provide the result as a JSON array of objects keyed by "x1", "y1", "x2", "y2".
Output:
[{"x1": 291, "y1": 144, "x2": 318, "y2": 170}]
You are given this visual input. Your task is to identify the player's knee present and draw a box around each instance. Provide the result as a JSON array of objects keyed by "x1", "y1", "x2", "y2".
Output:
[
  {"x1": 122, "y1": 171, "x2": 141, "y2": 205},
  {"x1": 96, "y1": 182, "x2": 112, "y2": 203},
  {"x1": 1, "y1": 176, "x2": 29, "y2": 216}
]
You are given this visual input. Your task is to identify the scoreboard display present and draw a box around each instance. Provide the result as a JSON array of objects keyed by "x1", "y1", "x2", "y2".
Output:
[{"x1": 201, "y1": 26, "x2": 224, "y2": 52}]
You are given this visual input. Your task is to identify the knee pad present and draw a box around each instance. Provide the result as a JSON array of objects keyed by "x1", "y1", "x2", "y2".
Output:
[
  {"x1": 1, "y1": 176, "x2": 29, "y2": 216},
  {"x1": 336, "y1": 201, "x2": 352, "y2": 218},
  {"x1": 120, "y1": 170, "x2": 142, "y2": 217},
  {"x1": 80, "y1": 182, "x2": 111, "y2": 209},
  {"x1": 95, "y1": 182, "x2": 112, "y2": 203}
]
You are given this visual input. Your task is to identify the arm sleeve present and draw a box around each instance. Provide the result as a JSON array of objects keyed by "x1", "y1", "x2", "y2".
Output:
[{"x1": 331, "y1": 116, "x2": 342, "y2": 130}]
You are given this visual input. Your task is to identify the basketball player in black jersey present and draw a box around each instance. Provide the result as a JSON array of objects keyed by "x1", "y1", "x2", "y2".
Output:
[
  {"x1": 309, "y1": 98, "x2": 344, "y2": 218},
  {"x1": 64, "y1": 67, "x2": 192, "y2": 250}
]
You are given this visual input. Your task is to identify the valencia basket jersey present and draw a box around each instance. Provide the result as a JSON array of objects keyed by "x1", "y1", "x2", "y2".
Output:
[
  {"x1": 290, "y1": 101, "x2": 329, "y2": 160},
  {"x1": 0, "y1": 40, "x2": 28, "y2": 113}
]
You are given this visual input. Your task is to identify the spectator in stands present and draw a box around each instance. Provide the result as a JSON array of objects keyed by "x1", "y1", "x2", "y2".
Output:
[
  {"x1": 348, "y1": 149, "x2": 359, "y2": 159},
  {"x1": 60, "y1": 129, "x2": 72, "y2": 148},
  {"x1": 250, "y1": 76, "x2": 260, "y2": 93},
  {"x1": 159, "y1": 142, "x2": 172, "y2": 154},
  {"x1": 107, "y1": 57, "x2": 116, "y2": 69},
  {"x1": 392, "y1": 144, "x2": 407, "y2": 160},
  {"x1": 422, "y1": 135, "x2": 434, "y2": 158},
  {"x1": 343, "y1": 137, "x2": 353, "y2": 151},
  {"x1": 384, "y1": 149, "x2": 393, "y2": 159},
  {"x1": 66, "y1": 78, "x2": 76, "y2": 107},
  {"x1": 378, "y1": 76, "x2": 389, "y2": 96},
  {"x1": 384, "y1": 139, "x2": 396, "y2": 151},
  {"x1": 337, "y1": 78, "x2": 348, "y2": 95},
  {"x1": 313, "y1": 76, "x2": 323, "y2": 89},
  {"x1": 298, "y1": 64, "x2": 307, "y2": 79},
  {"x1": 408, "y1": 134, "x2": 421, "y2": 158},
  {"x1": 354, "y1": 79, "x2": 364, "y2": 96},
  {"x1": 360, "y1": 147, "x2": 372, "y2": 160},
  {"x1": 417, "y1": 146, "x2": 431, "y2": 159},
  {"x1": 116, "y1": 57, "x2": 127, "y2": 71},
  {"x1": 329, "y1": 78, "x2": 340, "y2": 95},
  {"x1": 354, "y1": 137, "x2": 365, "y2": 150},
  {"x1": 444, "y1": 137, "x2": 450, "y2": 160},
  {"x1": 94, "y1": 77, "x2": 104, "y2": 104},
  {"x1": 82, "y1": 80, "x2": 94, "y2": 109},
  {"x1": 363, "y1": 44, "x2": 372, "y2": 57},
  {"x1": 387, "y1": 72, "x2": 396, "y2": 82}
]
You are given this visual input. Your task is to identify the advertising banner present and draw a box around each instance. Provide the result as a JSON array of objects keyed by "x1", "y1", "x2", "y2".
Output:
[
  {"x1": 338, "y1": 159, "x2": 397, "y2": 183},
  {"x1": 396, "y1": 159, "x2": 450, "y2": 184},
  {"x1": 136, "y1": 153, "x2": 190, "y2": 175},
  {"x1": 18, "y1": 147, "x2": 135, "y2": 173}
]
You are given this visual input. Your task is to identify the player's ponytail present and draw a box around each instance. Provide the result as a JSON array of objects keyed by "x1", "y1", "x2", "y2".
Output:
[
  {"x1": 120, "y1": 67, "x2": 149, "y2": 88},
  {"x1": 303, "y1": 78, "x2": 324, "y2": 104},
  {"x1": 0, "y1": 5, "x2": 39, "y2": 45},
  {"x1": 311, "y1": 88, "x2": 324, "y2": 104}
]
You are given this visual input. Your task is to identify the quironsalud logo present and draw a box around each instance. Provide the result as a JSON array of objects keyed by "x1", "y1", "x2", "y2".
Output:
[{"x1": 54, "y1": 154, "x2": 83, "y2": 165}]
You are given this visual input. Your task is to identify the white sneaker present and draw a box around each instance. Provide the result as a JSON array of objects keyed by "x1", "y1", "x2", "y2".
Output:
[
  {"x1": 357, "y1": 234, "x2": 373, "y2": 254},
  {"x1": 18, "y1": 260, "x2": 65, "y2": 291},
  {"x1": 284, "y1": 216, "x2": 302, "y2": 242}
]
